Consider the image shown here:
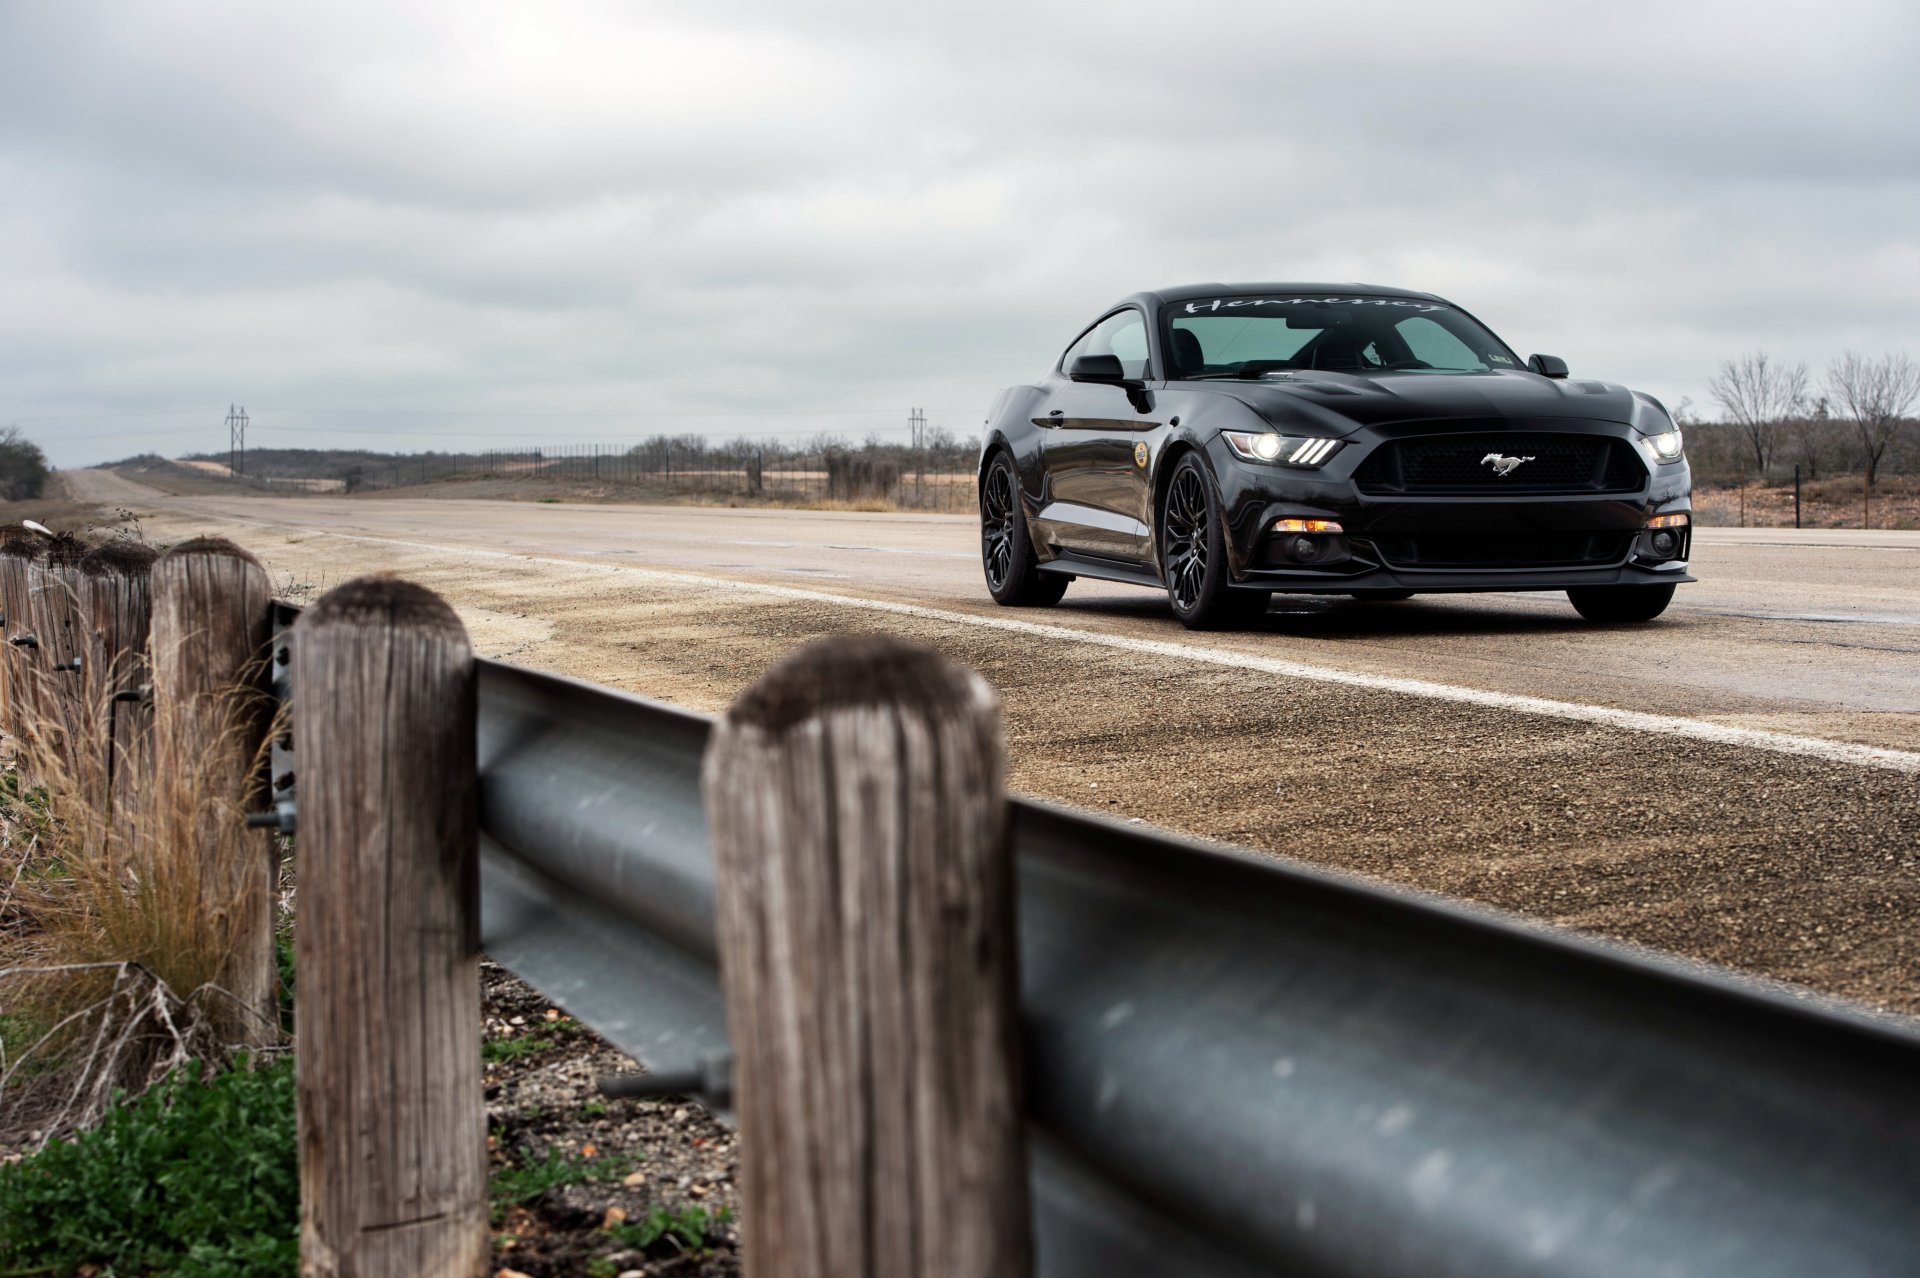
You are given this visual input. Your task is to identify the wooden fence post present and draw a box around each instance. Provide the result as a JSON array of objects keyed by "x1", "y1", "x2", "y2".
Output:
[
  {"x1": 0, "y1": 527, "x2": 48, "y2": 753},
  {"x1": 24, "y1": 535, "x2": 92, "y2": 779},
  {"x1": 80, "y1": 541, "x2": 160, "y2": 820},
  {"x1": 704, "y1": 635, "x2": 1032, "y2": 1278},
  {"x1": 293, "y1": 577, "x2": 485, "y2": 1278},
  {"x1": 150, "y1": 537, "x2": 276, "y2": 1045}
]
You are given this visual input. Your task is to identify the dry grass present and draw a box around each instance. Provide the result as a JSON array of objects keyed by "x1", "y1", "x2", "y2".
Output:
[{"x1": 0, "y1": 649, "x2": 281, "y2": 1146}]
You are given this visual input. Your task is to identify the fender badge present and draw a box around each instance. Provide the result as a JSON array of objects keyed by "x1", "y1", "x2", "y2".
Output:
[
  {"x1": 1481, "y1": 452, "x2": 1536, "y2": 477},
  {"x1": 1134, "y1": 441, "x2": 1149, "y2": 468}
]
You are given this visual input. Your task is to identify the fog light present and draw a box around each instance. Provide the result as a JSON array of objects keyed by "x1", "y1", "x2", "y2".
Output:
[
  {"x1": 1651, "y1": 530, "x2": 1677, "y2": 557},
  {"x1": 1290, "y1": 535, "x2": 1318, "y2": 560}
]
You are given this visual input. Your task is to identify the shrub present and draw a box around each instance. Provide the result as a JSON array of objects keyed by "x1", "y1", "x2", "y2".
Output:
[
  {"x1": 0, "y1": 426, "x2": 49, "y2": 502},
  {"x1": 0, "y1": 1056, "x2": 298, "y2": 1277}
]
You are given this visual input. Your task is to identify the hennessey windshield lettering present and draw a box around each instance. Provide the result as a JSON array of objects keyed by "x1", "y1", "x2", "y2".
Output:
[
  {"x1": 1184, "y1": 297, "x2": 1448, "y2": 313},
  {"x1": 978, "y1": 281, "x2": 1694, "y2": 629}
]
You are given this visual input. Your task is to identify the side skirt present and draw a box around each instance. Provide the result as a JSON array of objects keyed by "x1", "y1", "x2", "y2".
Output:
[{"x1": 1038, "y1": 550, "x2": 1163, "y2": 590}]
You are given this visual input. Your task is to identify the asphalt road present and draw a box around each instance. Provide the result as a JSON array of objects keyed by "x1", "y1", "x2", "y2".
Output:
[
  {"x1": 56, "y1": 469, "x2": 1920, "y2": 1013},
  {"x1": 67, "y1": 468, "x2": 1920, "y2": 754}
]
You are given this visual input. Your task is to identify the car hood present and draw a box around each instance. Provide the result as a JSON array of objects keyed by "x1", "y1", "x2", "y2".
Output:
[{"x1": 1202, "y1": 369, "x2": 1656, "y2": 437}]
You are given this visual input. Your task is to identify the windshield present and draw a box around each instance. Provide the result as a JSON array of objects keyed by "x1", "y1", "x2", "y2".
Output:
[{"x1": 1163, "y1": 295, "x2": 1521, "y2": 379}]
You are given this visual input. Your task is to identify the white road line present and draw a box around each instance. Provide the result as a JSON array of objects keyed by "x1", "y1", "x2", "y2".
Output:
[{"x1": 249, "y1": 521, "x2": 1920, "y2": 774}]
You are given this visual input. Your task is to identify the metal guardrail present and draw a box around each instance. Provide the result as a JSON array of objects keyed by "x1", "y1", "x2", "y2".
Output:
[{"x1": 471, "y1": 657, "x2": 1920, "y2": 1278}]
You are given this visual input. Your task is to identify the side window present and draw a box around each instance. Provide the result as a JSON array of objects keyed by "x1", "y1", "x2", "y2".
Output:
[
  {"x1": 1395, "y1": 316, "x2": 1485, "y2": 370},
  {"x1": 1106, "y1": 317, "x2": 1149, "y2": 378},
  {"x1": 1061, "y1": 310, "x2": 1151, "y2": 379}
]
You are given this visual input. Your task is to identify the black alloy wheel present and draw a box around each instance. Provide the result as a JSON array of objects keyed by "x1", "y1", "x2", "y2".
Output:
[
  {"x1": 1566, "y1": 582, "x2": 1676, "y2": 623},
  {"x1": 1160, "y1": 455, "x2": 1267, "y2": 629},
  {"x1": 980, "y1": 453, "x2": 1068, "y2": 607}
]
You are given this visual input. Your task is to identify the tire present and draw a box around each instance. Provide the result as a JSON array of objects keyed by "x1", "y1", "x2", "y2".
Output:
[
  {"x1": 1160, "y1": 454, "x2": 1268, "y2": 629},
  {"x1": 1349, "y1": 589, "x2": 1416, "y2": 602},
  {"x1": 980, "y1": 452, "x2": 1068, "y2": 607},
  {"x1": 1566, "y1": 583, "x2": 1676, "y2": 623}
]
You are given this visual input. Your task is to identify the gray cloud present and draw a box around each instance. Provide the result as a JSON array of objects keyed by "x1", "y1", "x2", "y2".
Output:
[{"x1": 2, "y1": 0, "x2": 1916, "y2": 465}]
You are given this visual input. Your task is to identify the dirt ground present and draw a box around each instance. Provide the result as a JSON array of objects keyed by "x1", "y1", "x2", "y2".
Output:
[
  {"x1": 1693, "y1": 475, "x2": 1920, "y2": 529},
  {"x1": 482, "y1": 964, "x2": 739, "y2": 1277}
]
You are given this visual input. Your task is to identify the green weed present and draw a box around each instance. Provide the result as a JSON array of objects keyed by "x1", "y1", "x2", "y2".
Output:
[
  {"x1": 481, "y1": 1017, "x2": 580, "y2": 1066},
  {"x1": 608, "y1": 1203, "x2": 732, "y2": 1255},
  {"x1": 0, "y1": 1056, "x2": 297, "y2": 1277},
  {"x1": 489, "y1": 1144, "x2": 641, "y2": 1224}
]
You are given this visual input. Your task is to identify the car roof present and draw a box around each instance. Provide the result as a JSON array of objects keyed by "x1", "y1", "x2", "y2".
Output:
[{"x1": 1125, "y1": 282, "x2": 1450, "y2": 309}]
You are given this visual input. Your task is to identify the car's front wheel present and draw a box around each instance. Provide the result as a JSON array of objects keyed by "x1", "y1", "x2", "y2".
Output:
[
  {"x1": 1160, "y1": 455, "x2": 1267, "y2": 630},
  {"x1": 1566, "y1": 583, "x2": 1676, "y2": 623},
  {"x1": 980, "y1": 452, "x2": 1068, "y2": 607}
]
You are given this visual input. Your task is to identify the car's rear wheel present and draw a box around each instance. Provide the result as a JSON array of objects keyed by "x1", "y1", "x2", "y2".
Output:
[
  {"x1": 1566, "y1": 583, "x2": 1676, "y2": 623},
  {"x1": 1161, "y1": 455, "x2": 1268, "y2": 629},
  {"x1": 981, "y1": 452, "x2": 1068, "y2": 607}
]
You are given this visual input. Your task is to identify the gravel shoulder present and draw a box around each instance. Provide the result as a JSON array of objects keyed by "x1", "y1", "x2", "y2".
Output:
[{"x1": 482, "y1": 964, "x2": 739, "y2": 1277}]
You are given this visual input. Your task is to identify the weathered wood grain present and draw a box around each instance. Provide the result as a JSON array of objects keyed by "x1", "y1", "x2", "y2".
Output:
[
  {"x1": 705, "y1": 635, "x2": 1032, "y2": 1278},
  {"x1": 150, "y1": 537, "x2": 277, "y2": 1046},
  {"x1": 0, "y1": 527, "x2": 47, "y2": 754},
  {"x1": 293, "y1": 576, "x2": 486, "y2": 1278},
  {"x1": 80, "y1": 541, "x2": 159, "y2": 821},
  {"x1": 24, "y1": 535, "x2": 93, "y2": 780}
]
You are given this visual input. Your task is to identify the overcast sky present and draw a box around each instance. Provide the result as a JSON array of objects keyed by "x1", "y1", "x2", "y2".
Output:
[{"x1": 3, "y1": 0, "x2": 1916, "y2": 468}]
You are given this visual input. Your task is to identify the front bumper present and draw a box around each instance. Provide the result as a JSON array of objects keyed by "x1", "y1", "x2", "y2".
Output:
[{"x1": 1209, "y1": 422, "x2": 1695, "y2": 594}]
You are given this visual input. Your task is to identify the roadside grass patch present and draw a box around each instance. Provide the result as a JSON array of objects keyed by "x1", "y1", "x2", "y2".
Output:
[
  {"x1": 608, "y1": 1203, "x2": 732, "y2": 1256},
  {"x1": 489, "y1": 1142, "x2": 642, "y2": 1223},
  {"x1": 0, "y1": 1057, "x2": 297, "y2": 1278},
  {"x1": 482, "y1": 1013, "x2": 583, "y2": 1066}
]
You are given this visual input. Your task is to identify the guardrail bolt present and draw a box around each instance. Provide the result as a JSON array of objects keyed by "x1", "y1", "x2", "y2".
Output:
[
  {"x1": 8, "y1": 634, "x2": 38, "y2": 649},
  {"x1": 245, "y1": 799, "x2": 297, "y2": 835},
  {"x1": 598, "y1": 1052, "x2": 733, "y2": 1110},
  {"x1": 53, "y1": 656, "x2": 82, "y2": 673}
]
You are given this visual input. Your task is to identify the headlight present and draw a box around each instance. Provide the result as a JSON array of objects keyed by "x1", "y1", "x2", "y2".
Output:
[
  {"x1": 1223, "y1": 431, "x2": 1343, "y2": 467},
  {"x1": 1637, "y1": 429, "x2": 1684, "y2": 464}
]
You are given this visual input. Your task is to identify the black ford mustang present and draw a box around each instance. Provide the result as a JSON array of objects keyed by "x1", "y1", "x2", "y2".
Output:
[{"x1": 978, "y1": 283, "x2": 1694, "y2": 628}]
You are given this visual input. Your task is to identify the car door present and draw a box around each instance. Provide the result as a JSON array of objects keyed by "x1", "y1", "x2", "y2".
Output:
[{"x1": 1036, "y1": 309, "x2": 1162, "y2": 562}]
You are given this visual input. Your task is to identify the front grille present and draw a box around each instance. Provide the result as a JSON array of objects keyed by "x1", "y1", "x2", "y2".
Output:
[
  {"x1": 1353, "y1": 434, "x2": 1645, "y2": 495},
  {"x1": 1371, "y1": 532, "x2": 1632, "y2": 569}
]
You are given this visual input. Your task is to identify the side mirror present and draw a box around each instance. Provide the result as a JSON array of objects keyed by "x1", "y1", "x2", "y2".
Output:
[
  {"x1": 1068, "y1": 353, "x2": 1127, "y2": 384},
  {"x1": 1529, "y1": 353, "x2": 1569, "y2": 380}
]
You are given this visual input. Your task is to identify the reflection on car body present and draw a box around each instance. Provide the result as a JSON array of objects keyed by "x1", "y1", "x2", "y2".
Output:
[{"x1": 978, "y1": 283, "x2": 1693, "y2": 629}]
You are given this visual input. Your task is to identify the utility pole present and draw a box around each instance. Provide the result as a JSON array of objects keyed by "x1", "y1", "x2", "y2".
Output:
[
  {"x1": 910, "y1": 406, "x2": 926, "y2": 503},
  {"x1": 226, "y1": 403, "x2": 249, "y2": 477}
]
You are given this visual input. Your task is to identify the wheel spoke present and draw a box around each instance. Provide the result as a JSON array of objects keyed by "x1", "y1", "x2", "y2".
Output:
[
  {"x1": 981, "y1": 464, "x2": 1018, "y2": 590},
  {"x1": 1162, "y1": 467, "x2": 1216, "y2": 612}
]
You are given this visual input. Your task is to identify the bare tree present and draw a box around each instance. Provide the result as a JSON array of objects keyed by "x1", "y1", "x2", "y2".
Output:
[
  {"x1": 1782, "y1": 396, "x2": 1842, "y2": 481},
  {"x1": 1824, "y1": 351, "x2": 1920, "y2": 484},
  {"x1": 1708, "y1": 352, "x2": 1808, "y2": 476}
]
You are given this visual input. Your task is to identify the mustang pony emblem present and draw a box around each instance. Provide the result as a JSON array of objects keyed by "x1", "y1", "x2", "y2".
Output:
[{"x1": 1481, "y1": 452, "x2": 1536, "y2": 477}]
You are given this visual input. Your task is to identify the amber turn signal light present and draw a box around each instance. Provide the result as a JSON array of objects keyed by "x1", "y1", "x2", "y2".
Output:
[
  {"x1": 1647, "y1": 513, "x2": 1690, "y2": 529},
  {"x1": 1272, "y1": 518, "x2": 1343, "y2": 533}
]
